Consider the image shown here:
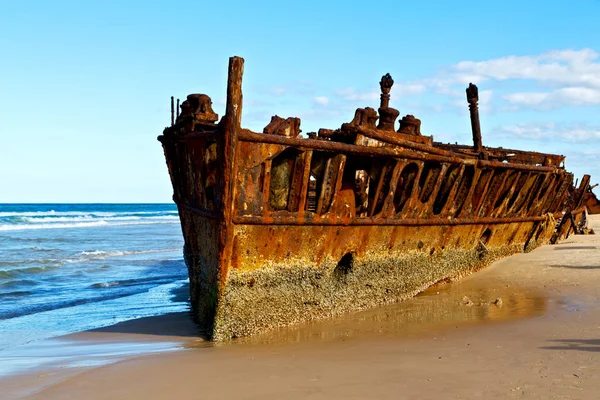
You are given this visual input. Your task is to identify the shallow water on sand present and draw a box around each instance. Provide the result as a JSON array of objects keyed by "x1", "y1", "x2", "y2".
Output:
[{"x1": 226, "y1": 277, "x2": 551, "y2": 347}]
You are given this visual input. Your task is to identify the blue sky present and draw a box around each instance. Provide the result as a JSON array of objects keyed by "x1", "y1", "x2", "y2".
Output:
[{"x1": 1, "y1": 0, "x2": 599, "y2": 202}]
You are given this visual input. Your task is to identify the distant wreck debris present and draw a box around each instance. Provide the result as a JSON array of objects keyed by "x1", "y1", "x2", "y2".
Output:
[
  {"x1": 159, "y1": 57, "x2": 594, "y2": 340},
  {"x1": 584, "y1": 184, "x2": 600, "y2": 215}
]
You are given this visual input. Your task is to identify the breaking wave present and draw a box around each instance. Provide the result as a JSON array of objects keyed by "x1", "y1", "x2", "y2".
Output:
[
  {"x1": 0, "y1": 204, "x2": 186, "y2": 333},
  {"x1": 0, "y1": 213, "x2": 179, "y2": 231},
  {"x1": 0, "y1": 248, "x2": 181, "y2": 275},
  {"x1": 0, "y1": 210, "x2": 178, "y2": 217},
  {"x1": 72, "y1": 248, "x2": 181, "y2": 262}
]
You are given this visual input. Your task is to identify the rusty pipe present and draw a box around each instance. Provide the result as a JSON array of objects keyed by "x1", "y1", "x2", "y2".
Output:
[
  {"x1": 466, "y1": 83, "x2": 483, "y2": 153},
  {"x1": 170, "y1": 96, "x2": 174, "y2": 126}
]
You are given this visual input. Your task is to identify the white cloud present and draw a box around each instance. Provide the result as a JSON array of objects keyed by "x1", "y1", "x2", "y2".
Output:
[
  {"x1": 451, "y1": 48, "x2": 600, "y2": 88},
  {"x1": 419, "y1": 48, "x2": 600, "y2": 110},
  {"x1": 335, "y1": 82, "x2": 425, "y2": 102},
  {"x1": 334, "y1": 88, "x2": 379, "y2": 102},
  {"x1": 492, "y1": 122, "x2": 600, "y2": 142},
  {"x1": 270, "y1": 86, "x2": 286, "y2": 96},
  {"x1": 313, "y1": 96, "x2": 329, "y2": 105},
  {"x1": 257, "y1": 81, "x2": 315, "y2": 97},
  {"x1": 395, "y1": 83, "x2": 427, "y2": 97},
  {"x1": 478, "y1": 90, "x2": 493, "y2": 112},
  {"x1": 503, "y1": 87, "x2": 600, "y2": 109}
]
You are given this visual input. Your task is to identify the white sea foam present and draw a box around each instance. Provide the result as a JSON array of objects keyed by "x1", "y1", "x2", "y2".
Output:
[
  {"x1": 0, "y1": 219, "x2": 179, "y2": 231},
  {"x1": 92, "y1": 281, "x2": 121, "y2": 288},
  {"x1": 80, "y1": 250, "x2": 126, "y2": 256},
  {"x1": 0, "y1": 221, "x2": 110, "y2": 231},
  {"x1": 21, "y1": 215, "x2": 177, "y2": 223},
  {"x1": 73, "y1": 248, "x2": 181, "y2": 261},
  {"x1": 0, "y1": 210, "x2": 178, "y2": 218}
]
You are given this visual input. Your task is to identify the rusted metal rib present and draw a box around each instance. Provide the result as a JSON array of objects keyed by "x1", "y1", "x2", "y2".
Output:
[
  {"x1": 382, "y1": 160, "x2": 404, "y2": 217},
  {"x1": 261, "y1": 159, "x2": 272, "y2": 214},
  {"x1": 369, "y1": 160, "x2": 395, "y2": 216},
  {"x1": 419, "y1": 163, "x2": 448, "y2": 218},
  {"x1": 402, "y1": 160, "x2": 425, "y2": 219},
  {"x1": 440, "y1": 164, "x2": 466, "y2": 217},
  {"x1": 297, "y1": 151, "x2": 313, "y2": 212}
]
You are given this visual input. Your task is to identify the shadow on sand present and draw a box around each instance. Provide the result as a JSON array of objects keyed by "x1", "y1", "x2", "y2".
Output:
[
  {"x1": 553, "y1": 246, "x2": 597, "y2": 251},
  {"x1": 89, "y1": 283, "x2": 210, "y2": 340},
  {"x1": 541, "y1": 339, "x2": 600, "y2": 352},
  {"x1": 89, "y1": 311, "x2": 208, "y2": 339},
  {"x1": 550, "y1": 265, "x2": 600, "y2": 270}
]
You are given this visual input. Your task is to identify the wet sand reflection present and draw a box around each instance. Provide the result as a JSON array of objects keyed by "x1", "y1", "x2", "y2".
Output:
[{"x1": 195, "y1": 279, "x2": 548, "y2": 348}]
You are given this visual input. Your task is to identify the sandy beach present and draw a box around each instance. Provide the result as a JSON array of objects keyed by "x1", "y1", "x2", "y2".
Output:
[{"x1": 2, "y1": 216, "x2": 599, "y2": 399}]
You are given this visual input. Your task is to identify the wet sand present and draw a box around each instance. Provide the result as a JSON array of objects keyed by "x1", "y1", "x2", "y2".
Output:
[{"x1": 3, "y1": 216, "x2": 600, "y2": 399}]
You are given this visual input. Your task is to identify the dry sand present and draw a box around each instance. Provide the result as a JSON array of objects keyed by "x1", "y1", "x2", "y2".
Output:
[{"x1": 3, "y1": 216, "x2": 600, "y2": 399}]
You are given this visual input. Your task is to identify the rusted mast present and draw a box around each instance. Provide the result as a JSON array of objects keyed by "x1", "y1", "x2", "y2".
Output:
[{"x1": 466, "y1": 83, "x2": 483, "y2": 154}]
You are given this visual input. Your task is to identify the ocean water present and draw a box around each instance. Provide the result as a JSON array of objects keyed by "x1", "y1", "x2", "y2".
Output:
[{"x1": 0, "y1": 204, "x2": 188, "y2": 351}]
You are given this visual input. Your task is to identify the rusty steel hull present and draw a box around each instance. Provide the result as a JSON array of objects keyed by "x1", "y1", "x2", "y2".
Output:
[
  {"x1": 159, "y1": 56, "x2": 583, "y2": 340},
  {"x1": 214, "y1": 221, "x2": 553, "y2": 339}
]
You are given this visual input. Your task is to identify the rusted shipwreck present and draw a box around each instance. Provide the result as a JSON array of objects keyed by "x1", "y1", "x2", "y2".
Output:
[{"x1": 159, "y1": 56, "x2": 591, "y2": 340}]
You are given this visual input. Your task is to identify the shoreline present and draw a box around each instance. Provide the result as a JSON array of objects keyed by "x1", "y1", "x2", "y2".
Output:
[{"x1": 2, "y1": 217, "x2": 600, "y2": 399}]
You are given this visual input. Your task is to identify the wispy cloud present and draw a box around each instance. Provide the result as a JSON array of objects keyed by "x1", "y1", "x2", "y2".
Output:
[
  {"x1": 326, "y1": 49, "x2": 600, "y2": 113},
  {"x1": 432, "y1": 48, "x2": 600, "y2": 110},
  {"x1": 334, "y1": 82, "x2": 426, "y2": 102},
  {"x1": 334, "y1": 88, "x2": 379, "y2": 102},
  {"x1": 491, "y1": 122, "x2": 600, "y2": 142},
  {"x1": 270, "y1": 86, "x2": 286, "y2": 96},
  {"x1": 451, "y1": 49, "x2": 600, "y2": 88},
  {"x1": 313, "y1": 96, "x2": 329, "y2": 105},
  {"x1": 503, "y1": 87, "x2": 600, "y2": 109},
  {"x1": 264, "y1": 81, "x2": 316, "y2": 97}
]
